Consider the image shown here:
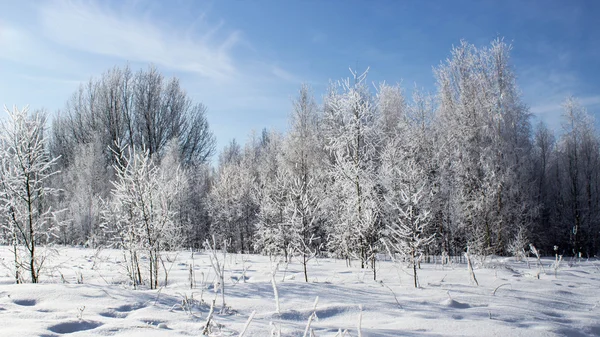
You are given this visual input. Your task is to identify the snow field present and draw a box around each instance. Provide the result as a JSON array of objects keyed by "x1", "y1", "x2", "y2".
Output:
[{"x1": 1, "y1": 247, "x2": 599, "y2": 336}]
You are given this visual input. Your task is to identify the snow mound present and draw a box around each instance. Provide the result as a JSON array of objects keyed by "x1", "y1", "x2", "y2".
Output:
[
  {"x1": 440, "y1": 297, "x2": 471, "y2": 309},
  {"x1": 277, "y1": 304, "x2": 357, "y2": 321}
]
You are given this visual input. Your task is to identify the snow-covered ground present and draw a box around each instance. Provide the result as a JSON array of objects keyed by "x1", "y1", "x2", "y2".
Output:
[{"x1": 0, "y1": 247, "x2": 599, "y2": 336}]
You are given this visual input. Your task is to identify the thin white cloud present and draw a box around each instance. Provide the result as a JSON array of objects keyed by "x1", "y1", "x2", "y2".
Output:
[
  {"x1": 530, "y1": 94, "x2": 600, "y2": 131},
  {"x1": 0, "y1": 1, "x2": 308, "y2": 156},
  {"x1": 580, "y1": 95, "x2": 600, "y2": 107},
  {"x1": 0, "y1": 24, "x2": 70, "y2": 69},
  {"x1": 271, "y1": 65, "x2": 302, "y2": 83},
  {"x1": 35, "y1": 0, "x2": 241, "y2": 81},
  {"x1": 520, "y1": 65, "x2": 581, "y2": 129},
  {"x1": 2, "y1": 0, "x2": 303, "y2": 88},
  {"x1": 531, "y1": 95, "x2": 600, "y2": 114},
  {"x1": 1, "y1": 26, "x2": 29, "y2": 60},
  {"x1": 19, "y1": 74, "x2": 83, "y2": 86}
]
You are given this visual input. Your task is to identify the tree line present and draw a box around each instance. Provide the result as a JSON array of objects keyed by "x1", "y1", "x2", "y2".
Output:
[{"x1": 1, "y1": 39, "x2": 599, "y2": 284}]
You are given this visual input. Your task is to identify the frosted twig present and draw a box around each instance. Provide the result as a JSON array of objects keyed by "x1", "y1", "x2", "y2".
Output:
[
  {"x1": 202, "y1": 299, "x2": 215, "y2": 335},
  {"x1": 238, "y1": 310, "x2": 256, "y2": 337},
  {"x1": 492, "y1": 283, "x2": 511, "y2": 296},
  {"x1": 357, "y1": 305, "x2": 363, "y2": 337},
  {"x1": 303, "y1": 296, "x2": 319, "y2": 337},
  {"x1": 379, "y1": 280, "x2": 402, "y2": 308},
  {"x1": 271, "y1": 263, "x2": 281, "y2": 314}
]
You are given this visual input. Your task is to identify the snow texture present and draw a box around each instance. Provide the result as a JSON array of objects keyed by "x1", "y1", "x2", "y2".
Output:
[{"x1": 0, "y1": 247, "x2": 599, "y2": 336}]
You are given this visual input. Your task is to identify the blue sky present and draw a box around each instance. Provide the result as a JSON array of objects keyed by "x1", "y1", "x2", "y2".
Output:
[{"x1": 1, "y1": 0, "x2": 599, "y2": 156}]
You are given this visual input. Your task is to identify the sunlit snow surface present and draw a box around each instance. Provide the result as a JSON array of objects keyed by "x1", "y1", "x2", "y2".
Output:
[{"x1": 0, "y1": 247, "x2": 599, "y2": 336}]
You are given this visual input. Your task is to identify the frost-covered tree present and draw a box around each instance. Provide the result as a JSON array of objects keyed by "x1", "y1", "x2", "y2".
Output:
[
  {"x1": 382, "y1": 159, "x2": 435, "y2": 288},
  {"x1": 51, "y1": 65, "x2": 215, "y2": 167},
  {"x1": 507, "y1": 225, "x2": 529, "y2": 261},
  {"x1": 159, "y1": 138, "x2": 205, "y2": 248},
  {"x1": 254, "y1": 131, "x2": 291, "y2": 258},
  {"x1": 51, "y1": 65, "x2": 215, "y2": 250},
  {"x1": 531, "y1": 121, "x2": 557, "y2": 249},
  {"x1": 577, "y1": 115, "x2": 600, "y2": 257},
  {"x1": 178, "y1": 162, "x2": 212, "y2": 249},
  {"x1": 379, "y1": 95, "x2": 436, "y2": 287},
  {"x1": 324, "y1": 69, "x2": 381, "y2": 276},
  {"x1": 282, "y1": 85, "x2": 325, "y2": 281},
  {"x1": 252, "y1": 88, "x2": 326, "y2": 282},
  {"x1": 54, "y1": 134, "x2": 108, "y2": 246},
  {"x1": 435, "y1": 39, "x2": 535, "y2": 256},
  {"x1": 102, "y1": 146, "x2": 184, "y2": 289},
  {"x1": 209, "y1": 139, "x2": 257, "y2": 253},
  {"x1": 375, "y1": 82, "x2": 407, "y2": 145},
  {"x1": 0, "y1": 106, "x2": 63, "y2": 283},
  {"x1": 556, "y1": 97, "x2": 600, "y2": 256}
]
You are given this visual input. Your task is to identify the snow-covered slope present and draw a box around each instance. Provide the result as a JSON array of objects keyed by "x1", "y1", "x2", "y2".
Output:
[{"x1": 0, "y1": 247, "x2": 599, "y2": 336}]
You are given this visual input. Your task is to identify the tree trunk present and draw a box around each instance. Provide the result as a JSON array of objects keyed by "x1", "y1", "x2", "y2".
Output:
[
  {"x1": 13, "y1": 235, "x2": 19, "y2": 284},
  {"x1": 303, "y1": 253, "x2": 308, "y2": 282},
  {"x1": 26, "y1": 178, "x2": 37, "y2": 283},
  {"x1": 372, "y1": 253, "x2": 376, "y2": 281},
  {"x1": 412, "y1": 250, "x2": 418, "y2": 288},
  {"x1": 149, "y1": 250, "x2": 154, "y2": 289}
]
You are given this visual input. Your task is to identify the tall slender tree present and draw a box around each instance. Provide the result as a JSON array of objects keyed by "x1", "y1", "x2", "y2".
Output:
[
  {"x1": 103, "y1": 146, "x2": 185, "y2": 289},
  {"x1": 324, "y1": 69, "x2": 381, "y2": 277},
  {"x1": 0, "y1": 106, "x2": 63, "y2": 283},
  {"x1": 435, "y1": 39, "x2": 535, "y2": 255},
  {"x1": 282, "y1": 85, "x2": 325, "y2": 281}
]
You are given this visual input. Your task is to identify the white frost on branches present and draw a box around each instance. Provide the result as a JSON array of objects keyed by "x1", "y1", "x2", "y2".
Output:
[{"x1": 101, "y1": 146, "x2": 185, "y2": 289}]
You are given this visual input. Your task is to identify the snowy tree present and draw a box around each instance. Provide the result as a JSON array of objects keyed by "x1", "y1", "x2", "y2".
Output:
[
  {"x1": 507, "y1": 225, "x2": 529, "y2": 261},
  {"x1": 209, "y1": 140, "x2": 257, "y2": 253},
  {"x1": 556, "y1": 96, "x2": 600, "y2": 257},
  {"x1": 279, "y1": 85, "x2": 326, "y2": 281},
  {"x1": 531, "y1": 121, "x2": 558, "y2": 250},
  {"x1": 379, "y1": 107, "x2": 435, "y2": 287},
  {"x1": 254, "y1": 170, "x2": 290, "y2": 258},
  {"x1": 251, "y1": 88, "x2": 326, "y2": 282},
  {"x1": 577, "y1": 115, "x2": 600, "y2": 257},
  {"x1": 324, "y1": 69, "x2": 381, "y2": 277},
  {"x1": 102, "y1": 146, "x2": 185, "y2": 289},
  {"x1": 177, "y1": 162, "x2": 212, "y2": 249},
  {"x1": 50, "y1": 65, "x2": 215, "y2": 250},
  {"x1": 382, "y1": 163, "x2": 435, "y2": 288},
  {"x1": 254, "y1": 131, "x2": 291, "y2": 258},
  {"x1": 0, "y1": 106, "x2": 63, "y2": 283},
  {"x1": 55, "y1": 134, "x2": 108, "y2": 246},
  {"x1": 52, "y1": 65, "x2": 215, "y2": 167},
  {"x1": 435, "y1": 39, "x2": 535, "y2": 256},
  {"x1": 375, "y1": 82, "x2": 407, "y2": 144},
  {"x1": 159, "y1": 139, "x2": 196, "y2": 247},
  {"x1": 285, "y1": 177, "x2": 322, "y2": 280}
]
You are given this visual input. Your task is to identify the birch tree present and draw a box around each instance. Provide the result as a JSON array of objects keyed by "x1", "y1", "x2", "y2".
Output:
[
  {"x1": 283, "y1": 85, "x2": 325, "y2": 281},
  {"x1": 382, "y1": 158, "x2": 435, "y2": 288},
  {"x1": 254, "y1": 131, "x2": 291, "y2": 259},
  {"x1": 103, "y1": 146, "x2": 185, "y2": 289},
  {"x1": 209, "y1": 141, "x2": 257, "y2": 253},
  {"x1": 557, "y1": 97, "x2": 600, "y2": 256},
  {"x1": 56, "y1": 135, "x2": 108, "y2": 245},
  {"x1": 0, "y1": 106, "x2": 62, "y2": 283},
  {"x1": 379, "y1": 91, "x2": 436, "y2": 287},
  {"x1": 531, "y1": 121, "x2": 557, "y2": 249},
  {"x1": 435, "y1": 39, "x2": 535, "y2": 256},
  {"x1": 324, "y1": 69, "x2": 381, "y2": 277}
]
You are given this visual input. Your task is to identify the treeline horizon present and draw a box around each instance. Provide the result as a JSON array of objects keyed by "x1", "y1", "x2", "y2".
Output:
[{"x1": 1, "y1": 38, "x2": 599, "y2": 283}]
